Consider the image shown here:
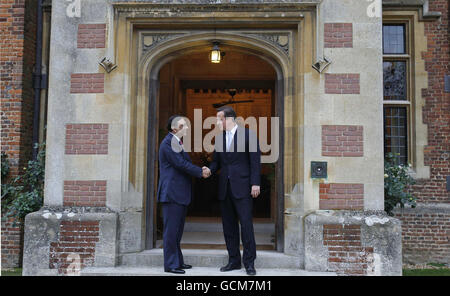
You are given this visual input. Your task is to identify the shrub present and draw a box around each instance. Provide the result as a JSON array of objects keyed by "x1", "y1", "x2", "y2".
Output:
[
  {"x1": 1, "y1": 142, "x2": 45, "y2": 221},
  {"x1": 384, "y1": 152, "x2": 416, "y2": 216}
]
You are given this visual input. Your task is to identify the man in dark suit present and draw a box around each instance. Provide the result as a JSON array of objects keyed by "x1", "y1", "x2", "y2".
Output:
[
  {"x1": 157, "y1": 115, "x2": 209, "y2": 274},
  {"x1": 203, "y1": 106, "x2": 261, "y2": 275}
]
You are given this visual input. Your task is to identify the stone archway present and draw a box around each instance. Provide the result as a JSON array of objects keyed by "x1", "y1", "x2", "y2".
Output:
[{"x1": 135, "y1": 32, "x2": 295, "y2": 252}]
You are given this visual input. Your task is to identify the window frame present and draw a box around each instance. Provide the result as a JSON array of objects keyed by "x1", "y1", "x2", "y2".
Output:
[{"x1": 382, "y1": 17, "x2": 416, "y2": 166}]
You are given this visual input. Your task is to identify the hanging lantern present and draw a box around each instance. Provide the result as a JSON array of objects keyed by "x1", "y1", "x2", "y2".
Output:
[{"x1": 210, "y1": 42, "x2": 221, "y2": 63}]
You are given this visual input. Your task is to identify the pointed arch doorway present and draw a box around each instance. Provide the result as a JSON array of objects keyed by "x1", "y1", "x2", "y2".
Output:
[{"x1": 141, "y1": 33, "x2": 289, "y2": 253}]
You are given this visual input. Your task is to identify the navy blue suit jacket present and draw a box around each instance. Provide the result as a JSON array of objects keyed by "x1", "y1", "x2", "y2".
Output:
[
  {"x1": 157, "y1": 133, "x2": 203, "y2": 206},
  {"x1": 209, "y1": 126, "x2": 261, "y2": 200}
]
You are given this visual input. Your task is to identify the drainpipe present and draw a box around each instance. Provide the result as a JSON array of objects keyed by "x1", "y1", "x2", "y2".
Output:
[{"x1": 32, "y1": 0, "x2": 45, "y2": 160}]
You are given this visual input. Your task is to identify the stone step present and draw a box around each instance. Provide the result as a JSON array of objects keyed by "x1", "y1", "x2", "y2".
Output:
[
  {"x1": 156, "y1": 242, "x2": 275, "y2": 251},
  {"x1": 81, "y1": 266, "x2": 337, "y2": 276},
  {"x1": 176, "y1": 244, "x2": 275, "y2": 250},
  {"x1": 184, "y1": 222, "x2": 275, "y2": 234},
  {"x1": 156, "y1": 231, "x2": 275, "y2": 249},
  {"x1": 120, "y1": 249, "x2": 300, "y2": 269}
]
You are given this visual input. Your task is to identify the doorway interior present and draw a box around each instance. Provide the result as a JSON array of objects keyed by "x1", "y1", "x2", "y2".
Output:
[{"x1": 152, "y1": 49, "x2": 279, "y2": 250}]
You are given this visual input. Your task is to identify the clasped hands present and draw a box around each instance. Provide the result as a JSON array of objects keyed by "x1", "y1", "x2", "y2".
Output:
[{"x1": 202, "y1": 167, "x2": 211, "y2": 178}]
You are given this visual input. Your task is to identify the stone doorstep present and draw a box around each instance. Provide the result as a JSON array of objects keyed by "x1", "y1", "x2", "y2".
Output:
[
  {"x1": 183, "y1": 222, "x2": 275, "y2": 234},
  {"x1": 169, "y1": 230, "x2": 274, "y2": 247},
  {"x1": 80, "y1": 266, "x2": 337, "y2": 276},
  {"x1": 80, "y1": 249, "x2": 339, "y2": 276},
  {"x1": 119, "y1": 249, "x2": 302, "y2": 269}
]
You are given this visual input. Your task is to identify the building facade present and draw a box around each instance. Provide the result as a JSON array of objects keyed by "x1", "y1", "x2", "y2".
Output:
[{"x1": 1, "y1": 0, "x2": 448, "y2": 275}]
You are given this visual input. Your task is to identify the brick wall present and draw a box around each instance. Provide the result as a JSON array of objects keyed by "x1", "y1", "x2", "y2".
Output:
[
  {"x1": 323, "y1": 224, "x2": 374, "y2": 275},
  {"x1": 322, "y1": 125, "x2": 364, "y2": 157},
  {"x1": 324, "y1": 73, "x2": 360, "y2": 94},
  {"x1": 77, "y1": 24, "x2": 106, "y2": 49},
  {"x1": 0, "y1": 0, "x2": 37, "y2": 181},
  {"x1": 70, "y1": 73, "x2": 104, "y2": 94},
  {"x1": 394, "y1": 0, "x2": 450, "y2": 264},
  {"x1": 49, "y1": 220, "x2": 100, "y2": 275},
  {"x1": 324, "y1": 23, "x2": 353, "y2": 48},
  {"x1": 394, "y1": 210, "x2": 450, "y2": 264},
  {"x1": 63, "y1": 180, "x2": 107, "y2": 207},
  {"x1": 411, "y1": 0, "x2": 449, "y2": 205},
  {"x1": 65, "y1": 123, "x2": 108, "y2": 155},
  {"x1": 1, "y1": 217, "x2": 24, "y2": 268},
  {"x1": 320, "y1": 183, "x2": 364, "y2": 210},
  {"x1": 0, "y1": 0, "x2": 36, "y2": 269}
]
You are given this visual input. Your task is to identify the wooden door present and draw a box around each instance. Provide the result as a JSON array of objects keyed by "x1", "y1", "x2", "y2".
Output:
[{"x1": 185, "y1": 88, "x2": 274, "y2": 218}]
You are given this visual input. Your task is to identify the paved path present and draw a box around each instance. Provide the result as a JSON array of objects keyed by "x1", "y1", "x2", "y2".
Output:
[{"x1": 81, "y1": 266, "x2": 337, "y2": 276}]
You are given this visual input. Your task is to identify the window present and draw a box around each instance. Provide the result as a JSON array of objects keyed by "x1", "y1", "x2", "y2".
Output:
[
  {"x1": 383, "y1": 24, "x2": 406, "y2": 54},
  {"x1": 382, "y1": 22, "x2": 411, "y2": 166},
  {"x1": 384, "y1": 107, "x2": 408, "y2": 165},
  {"x1": 383, "y1": 61, "x2": 407, "y2": 100}
]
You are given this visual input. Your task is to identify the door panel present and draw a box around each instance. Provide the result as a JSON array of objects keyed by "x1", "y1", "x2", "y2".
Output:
[{"x1": 185, "y1": 88, "x2": 274, "y2": 218}]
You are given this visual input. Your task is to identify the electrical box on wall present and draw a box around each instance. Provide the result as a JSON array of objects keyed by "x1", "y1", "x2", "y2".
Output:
[{"x1": 311, "y1": 161, "x2": 327, "y2": 179}]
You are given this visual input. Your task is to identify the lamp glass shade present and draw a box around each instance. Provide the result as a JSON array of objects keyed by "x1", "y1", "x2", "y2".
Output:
[{"x1": 210, "y1": 49, "x2": 221, "y2": 63}]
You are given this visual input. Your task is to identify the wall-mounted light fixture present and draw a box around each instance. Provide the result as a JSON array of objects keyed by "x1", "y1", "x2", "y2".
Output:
[
  {"x1": 210, "y1": 41, "x2": 225, "y2": 63},
  {"x1": 99, "y1": 57, "x2": 118, "y2": 73},
  {"x1": 312, "y1": 56, "x2": 331, "y2": 73}
]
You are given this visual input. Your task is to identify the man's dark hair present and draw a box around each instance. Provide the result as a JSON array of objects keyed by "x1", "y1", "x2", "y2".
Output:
[
  {"x1": 167, "y1": 115, "x2": 183, "y2": 132},
  {"x1": 217, "y1": 106, "x2": 236, "y2": 119}
]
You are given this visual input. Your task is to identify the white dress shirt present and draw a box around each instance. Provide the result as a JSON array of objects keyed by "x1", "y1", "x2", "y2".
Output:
[
  {"x1": 171, "y1": 132, "x2": 183, "y2": 150},
  {"x1": 171, "y1": 133, "x2": 181, "y2": 143},
  {"x1": 226, "y1": 124, "x2": 238, "y2": 152}
]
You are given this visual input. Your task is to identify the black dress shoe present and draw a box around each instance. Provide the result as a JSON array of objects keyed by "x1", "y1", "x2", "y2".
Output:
[
  {"x1": 180, "y1": 264, "x2": 192, "y2": 269},
  {"x1": 165, "y1": 268, "x2": 185, "y2": 274},
  {"x1": 245, "y1": 266, "x2": 256, "y2": 276},
  {"x1": 220, "y1": 263, "x2": 242, "y2": 272}
]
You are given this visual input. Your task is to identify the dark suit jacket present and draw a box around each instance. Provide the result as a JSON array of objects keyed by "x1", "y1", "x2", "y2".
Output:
[
  {"x1": 157, "y1": 133, "x2": 202, "y2": 206},
  {"x1": 209, "y1": 125, "x2": 261, "y2": 200}
]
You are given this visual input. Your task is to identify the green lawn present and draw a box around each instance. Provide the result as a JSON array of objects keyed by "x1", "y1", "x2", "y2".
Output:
[
  {"x1": 1, "y1": 268, "x2": 22, "y2": 276},
  {"x1": 402, "y1": 268, "x2": 450, "y2": 276}
]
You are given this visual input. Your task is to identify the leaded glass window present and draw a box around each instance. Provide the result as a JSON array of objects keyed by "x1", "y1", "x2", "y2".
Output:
[
  {"x1": 383, "y1": 24, "x2": 406, "y2": 54},
  {"x1": 382, "y1": 21, "x2": 411, "y2": 166},
  {"x1": 383, "y1": 61, "x2": 407, "y2": 100},
  {"x1": 384, "y1": 107, "x2": 407, "y2": 165}
]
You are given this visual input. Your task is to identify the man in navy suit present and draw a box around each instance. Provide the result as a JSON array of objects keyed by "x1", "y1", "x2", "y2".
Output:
[
  {"x1": 203, "y1": 106, "x2": 261, "y2": 275},
  {"x1": 157, "y1": 115, "x2": 210, "y2": 274}
]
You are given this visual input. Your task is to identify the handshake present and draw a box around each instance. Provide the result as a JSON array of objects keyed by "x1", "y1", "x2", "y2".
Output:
[{"x1": 202, "y1": 166, "x2": 211, "y2": 178}]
